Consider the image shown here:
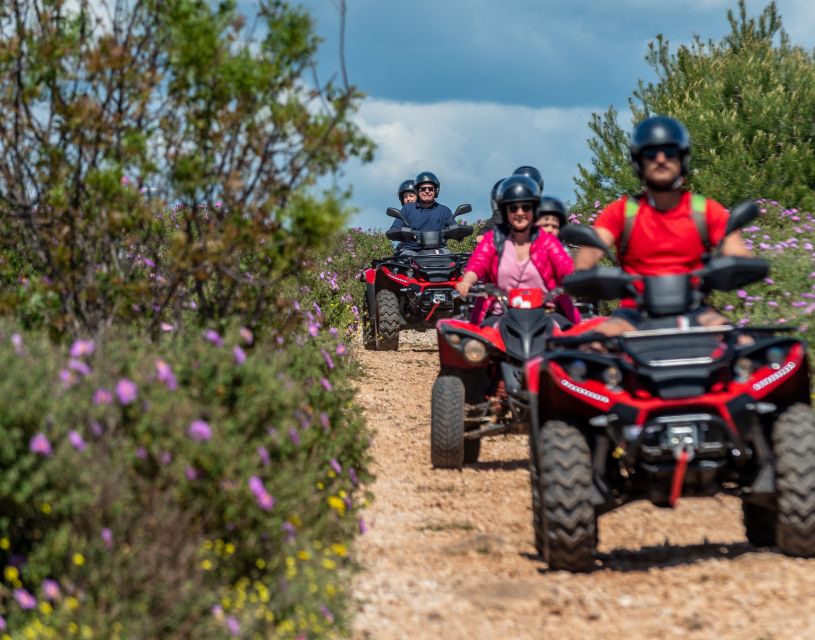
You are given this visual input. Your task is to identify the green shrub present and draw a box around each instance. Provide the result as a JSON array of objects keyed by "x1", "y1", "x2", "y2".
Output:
[{"x1": 0, "y1": 322, "x2": 369, "y2": 638}]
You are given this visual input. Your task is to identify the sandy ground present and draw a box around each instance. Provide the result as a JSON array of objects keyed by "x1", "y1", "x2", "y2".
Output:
[{"x1": 350, "y1": 331, "x2": 815, "y2": 640}]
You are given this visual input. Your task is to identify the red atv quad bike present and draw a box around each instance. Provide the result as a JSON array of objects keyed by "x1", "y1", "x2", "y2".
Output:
[
  {"x1": 360, "y1": 204, "x2": 474, "y2": 351},
  {"x1": 431, "y1": 284, "x2": 606, "y2": 468},
  {"x1": 525, "y1": 201, "x2": 815, "y2": 571}
]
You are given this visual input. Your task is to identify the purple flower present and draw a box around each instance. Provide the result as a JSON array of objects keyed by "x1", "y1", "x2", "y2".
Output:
[
  {"x1": 0, "y1": 614, "x2": 5, "y2": 630},
  {"x1": 239, "y1": 327, "x2": 254, "y2": 344},
  {"x1": 321, "y1": 349, "x2": 334, "y2": 370},
  {"x1": 329, "y1": 458, "x2": 342, "y2": 474},
  {"x1": 11, "y1": 333, "x2": 23, "y2": 355},
  {"x1": 349, "y1": 467, "x2": 359, "y2": 486},
  {"x1": 59, "y1": 368, "x2": 77, "y2": 389},
  {"x1": 233, "y1": 345, "x2": 247, "y2": 365},
  {"x1": 69, "y1": 339, "x2": 95, "y2": 358},
  {"x1": 320, "y1": 412, "x2": 330, "y2": 432},
  {"x1": 282, "y1": 521, "x2": 297, "y2": 542},
  {"x1": 257, "y1": 446, "x2": 271, "y2": 466},
  {"x1": 737, "y1": 289, "x2": 748, "y2": 299},
  {"x1": 204, "y1": 329, "x2": 224, "y2": 347},
  {"x1": 225, "y1": 616, "x2": 241, "y2": 636},
  {"x1": 135, "y1": 447, "x2": 147, "y2": 460},
  {"x1": 93, "y1": 388, "x2": 113, "y2": 405},
  {"x1": 188, "y1": 420, "x2": 212, "y2": 442},
  {"x1": 320, "y1": 604, "x2": 335, "y2": 624},
  {"x1": 101, "y1": 527, "x2": 113, "y2": 549},
  {"x1": 155, "y1": 359, "x2": 178, "y2": 391},
  {"x1": 248, "y1": 475, "x2": 275, "y2": 511},
  {"x1": 115, "y1": 379, "x2": 138, "y2": 405},
  {"x1": 68, "y1": 430, "x2": 86, "y2": 452},
  {"x1": 30, "y1": 433, "x2": 52, "y2": 456},
  {"x1": 161, "y1": 322, "x2": 175, "y2": 332},
  {"x1": 359, "y1": 518, "x2": 369, "y2": 534},
  {"x1": 336, "y1": 343, "x2": 347, "y2": 356},
  {"x1": 320, "y1": 377, "x2": 333, "y2": 391},
  {"x1": 14, "y1": 588, "x2": 37, "y2": 609},
  {"x1": 288, "y1": 427, "x2": 301, "y2": 446},
  {"x1": 160, "y1": 451, "x2": 172, "y2": 465},
  {"x1": 185, "y1": 467, "x2": 198, "y2": 481},
  {"x1": 68, "y1": 358, "x2": 91, "y2": 377},
  {"x1": 308, "y1": 323, "x2": 319, "y2": 337},
  {"x1": 41, "y1": 579, "x2": 61, "y2": 601}
]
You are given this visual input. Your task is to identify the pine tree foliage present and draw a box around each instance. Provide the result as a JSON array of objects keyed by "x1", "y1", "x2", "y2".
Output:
[{"x1": 574, "y1": 1, "x2": 815, "y2": 213}]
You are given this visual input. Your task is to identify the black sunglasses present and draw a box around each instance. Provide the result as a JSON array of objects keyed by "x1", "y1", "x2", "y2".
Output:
[
  {"x1": 507, "y1": 203, "x2": 533, "y2": 213},
  {"x1": 642, "y1": 144, "x2": 681, "y2": 160},
  {"x1": 418, "y1": 186, "x2": 436, "y2": 193}
]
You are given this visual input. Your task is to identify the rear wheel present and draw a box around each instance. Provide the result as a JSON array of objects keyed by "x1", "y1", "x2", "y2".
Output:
[
  {"x1": 742, "y1": 502, "x2": 776, "y2": 547},
  {"x1": 376, "y1": 289, "x2": 400, "y2": 351},
  {"x1": 537, "y1": 420, "x2": 596, "y2": 571},
  {"x1": 431, "y1": 375, "x2": 466, "y2": 469},
  {"x1": 774, "y1": 403, "x2": 815, "y2": 556}
]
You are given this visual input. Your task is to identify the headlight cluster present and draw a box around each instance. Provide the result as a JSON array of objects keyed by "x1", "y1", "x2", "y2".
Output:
[
  {"x1": 443, "y1": 332, "x2": 488, "y2": 364},
  {"x1": 563, "y1": 358, "x2": 622, "y2": 390}
]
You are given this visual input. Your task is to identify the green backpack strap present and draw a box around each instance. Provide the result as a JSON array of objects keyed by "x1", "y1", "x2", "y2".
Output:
[
  {"x1": 690, "y1": 193, "x2": 710, "y2": 252},
  {"x1": 618, "y1": 195, "x2": 640, "y2": 258}
]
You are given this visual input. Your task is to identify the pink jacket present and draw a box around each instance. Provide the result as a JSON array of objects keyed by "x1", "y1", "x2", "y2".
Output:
[{"x1": 465, "y1": 230, "x2": 580, "y2": 324}]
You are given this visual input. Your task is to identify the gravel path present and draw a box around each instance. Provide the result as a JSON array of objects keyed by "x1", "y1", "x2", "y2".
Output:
[{"x1": 351, "y1": 331, "x2": 815, "y2": 640}]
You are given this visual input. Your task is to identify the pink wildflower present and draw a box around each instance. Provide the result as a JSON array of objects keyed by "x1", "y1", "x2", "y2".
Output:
[
  {"x1": 68, "y1": 430, "x2": 86, "y2": 452},
  {"x1": 161, "y1": 322, "x2": 175, "y2": 332},
  {"x1": 155, "y1": 359, "x2": 178, "y2": 390},
  {"x1": 188, "y1": 420, "x2": 212, "y2": 442},
  {"x1": 336, "y1": 343, "x2": 347, "y2": 356},
  {"x1": 225, "y1": 616, "x2": 241, "y2": 636},
  {"x1": 14, "y1": 589, "x2": 36, "y2": 610},
  {"x1": 329, "y1": 458, "x2": 342, "y2": 474},
  {"x1": 257, "y1": 446, "x2": 271, "y2": 466},
  {"x1": 101, "y1": 527, "x2": 113, "y2": 549},
  {"x1": 233, "y1": 345, "x2": 247, "y2": 365},
  {"x1": 69, "y1": 339, "x2": 95, "y2": 358},
  {"x1": 41, "y1": 579, "x2": 61, "y2": 601},
  {"x1": 115, "y1": 379, "x2": 138, "y2": 405},
  {"x1": 93, "y1": 388, "x2": 113, "y2": 405},
  {"x1": 68, "y1": 358, "x2": 91, "y2": 377},
  {"x1": 248, "y1": 476, "x2": 275, "y2": 511},
  {"x1": 185, "y1": 467, "x2": 198, "y2": 481},
  {"x1": 11, "y1": 333, "x2": 24, "y2": 355},
  {"x1": 59, "y1": 369, "x2": 77, "y2": 389},
  {"x1": 320, "y1": 377, "x2": 333, "y2": 391},
  {"x1": 30, "y1": 433, "x2": 52, "y2": 456},
  {"x1": 204, "y1": 329, "x2": 224, "y2": 347},
  {"x1": 239, "y1": 327, "x2": 253, "y2": 344},
  {"x1": 321, "y1": 349, "x2": 334, "y2": 370}
]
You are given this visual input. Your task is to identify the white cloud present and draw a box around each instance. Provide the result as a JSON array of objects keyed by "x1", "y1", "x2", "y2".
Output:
[{"x1": 340, "y1": 99, "x2": 603, "y2": 230}]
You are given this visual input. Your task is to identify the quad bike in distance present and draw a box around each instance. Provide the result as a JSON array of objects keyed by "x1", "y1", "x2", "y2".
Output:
[
  {"x1": 526, "y1": 201, "x2": 815, "y2": 571},
  {"x1": 360, "y1": 204, "x2": 474, "y2": 351},
  {"x1": 431, "y1": 284, "x2": 606, "y2": 468}
]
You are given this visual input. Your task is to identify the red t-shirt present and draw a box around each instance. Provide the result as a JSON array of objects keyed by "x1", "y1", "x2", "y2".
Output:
[{"x1": 594, "y1": 191, "x2": 729, "y2": 276}]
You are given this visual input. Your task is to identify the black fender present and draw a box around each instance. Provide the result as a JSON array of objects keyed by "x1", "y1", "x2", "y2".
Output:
[{"x1": 365, "y1": 283, "x2": 378, "y2": 336}]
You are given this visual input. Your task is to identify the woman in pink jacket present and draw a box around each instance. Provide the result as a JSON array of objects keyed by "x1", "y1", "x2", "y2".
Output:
[{"x1": 455, "y1": 176, "x2": 579, "y2": 325}]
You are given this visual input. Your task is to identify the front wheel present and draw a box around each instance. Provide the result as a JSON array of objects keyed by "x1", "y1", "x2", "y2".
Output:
[
  {"x1": 774, "y1": 403, "x2": 815, "y2": 556},
  {"x1": 431, "y1": 375, "x2": 468, "y2": 469},
  {"x1": 376, "y1": 289, "x2": 400, "y2": 351},
  {"x1": 536, "y1": 420, "x2": 596, "y2": 571},
  {"x1": 361, "y1": 297, "x2": 376, "y2": 350}
]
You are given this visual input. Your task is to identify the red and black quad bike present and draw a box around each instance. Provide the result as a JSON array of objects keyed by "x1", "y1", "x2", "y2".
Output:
[
  {"x1": 431, "y1": 284, "x2": 606, "y2": 468},
  {"x1": 360, "y1": 204, "x2": 474, "y2": 350},
  {"x1": 524, "y1": 201, "x2": 815, "y2": 571}
]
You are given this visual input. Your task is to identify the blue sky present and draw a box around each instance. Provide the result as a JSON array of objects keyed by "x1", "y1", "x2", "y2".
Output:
[{"x1": 289, "y1": 0, "x2": 814, "y2": 229}]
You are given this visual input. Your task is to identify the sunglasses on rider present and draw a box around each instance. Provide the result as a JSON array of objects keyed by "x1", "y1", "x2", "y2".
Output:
[
  {"x1": 418, "y1": 186, "x2": 436, "y2": 193},
  {"x1": 642, "y1": 144, "x2": 681, "y2": 160},
  {"x1": 507, "y1": 203, "x2": 533, "y2": 214}
]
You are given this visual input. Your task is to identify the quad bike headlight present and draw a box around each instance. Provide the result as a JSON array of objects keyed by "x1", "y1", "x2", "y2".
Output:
[
  {"x1": 446, "y1": 333, "x2": 462, "y2": 346},
  {"x1": 766, "y1": 347, "x2": 786, "y2": 370},
  {"x1": 406, "y1": 268, "x2": 414, "y2": 278},
  {"x1": 462, "y1": 339, "x2": 487, "y2": 364},
  {"x1": 734, "y1": 357, "x2": 754, "y2": 382}
]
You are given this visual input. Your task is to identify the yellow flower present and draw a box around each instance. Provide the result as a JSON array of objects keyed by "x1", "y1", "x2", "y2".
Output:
[
  {"x1": 224, "y1": 543, "x2": 236, "y2": 555},
  {"x1": 297, "y1": 550, "x2": 311, "y2": 561},
  {"x1": 255, "y1": 558, "x2": 266, "y2": 569},
  {"x1": 39, "y1": 601, "x2": 53, "y2": 615},
  {"x1": 200, "y1": 559, "x2": 213, "y2": 571},
  {"x1": 327, "y1": 496, "x2": 346, "y2": 514},
  {"x1": 0, "y1": 537, "x2": 10, "y2": 550},
  {"x1": 316, "y1": 481, "x2": 325, "y2": 490},
  {"x1": 322, "y1": 558, "x2": 336, "y2": 570},
  {"x1": 331, "y1": 543, "x2": 347, "y2": 557},
  {"x1": 327, "y1": 470, "x2": 336, "y2": 478},
  {"x1": 68, "y1": 623, "x2": 79, "y2": 635},
  {"x1": 81, "y1": 625, "x2": 93, "y2": 639},
  {"x1": 41, "y1": 502, "x2": 52, "y2": 515},
  {"x1": 4, "y1": 566, "x2": 19, "y2": 582},
  {"x1": 66, "y1": 596, "x2": 80, "y2": 610},
  {"x1": 326, "y1": 583, "x2": 336, "y2": 597},
  {"x1": 72, "y1": 553, "x2": 85, "y2": 566}
]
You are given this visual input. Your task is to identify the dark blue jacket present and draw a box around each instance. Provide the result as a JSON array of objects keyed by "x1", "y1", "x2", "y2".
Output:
[{"x1": 389, "y1": 201, "x2": 454, "y2": 252}]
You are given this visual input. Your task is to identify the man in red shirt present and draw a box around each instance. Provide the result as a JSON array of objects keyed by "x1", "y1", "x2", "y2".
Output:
[{"x1": 574, "y1": 115, "x2": 753, "y2": 336}]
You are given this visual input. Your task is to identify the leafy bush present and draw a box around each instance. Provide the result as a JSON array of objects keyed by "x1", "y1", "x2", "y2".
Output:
[{"x1": 0, "y1": 322, "x2": 369, "y2": 638}]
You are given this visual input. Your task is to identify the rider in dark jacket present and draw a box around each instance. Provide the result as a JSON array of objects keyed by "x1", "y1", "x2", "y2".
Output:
[{"x1": 389, "y1": 171, "x2": 454, "y2": 254}]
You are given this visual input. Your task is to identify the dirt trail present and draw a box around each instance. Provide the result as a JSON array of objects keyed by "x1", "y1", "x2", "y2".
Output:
[{"x1": 350, "y1": 332, "x2": 815, "y2": 640}]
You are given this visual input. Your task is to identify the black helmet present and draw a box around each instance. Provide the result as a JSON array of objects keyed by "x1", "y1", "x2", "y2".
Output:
[
  {"x1": 512, "y1": 165, "x2": 544, "y2": 191},
  {"x1": 414, "y1": 170, "x2": 441, "y2": 193},
  {"x1": 538, "y1": 196, "x2": 568, "y2": 226},
  {"x1": 495, "y1": 175, "x2": 541, "y2": 212},
  {"x1": 489, "y1": 178, "x2": 503, "y2": 217},
  {"x1": 629, "y1": 115, "x2": 691, "y2": 177},
  {"x1": 397, "y1": 179, "x2": 416, "y2": 203}
]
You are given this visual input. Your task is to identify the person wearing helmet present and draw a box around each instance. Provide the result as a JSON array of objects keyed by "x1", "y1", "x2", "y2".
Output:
[
  {"x1": 389, "y1": 170, "x2": 455, "y2": 255},
  {"x1": 475, "y1": 178, "x2": 505, "y2": 242},
  {"x1": 512, "y1": 165, "x2": 544, "y2": 191},
  {"x1": 574, "y1": 115, "x2": 752, "y2": 336},
  {"x1": 456, "y1": 175, "x2": 579, "y2": 325},
  {"x1": 537, "y1": 195, "x2": 568, "y2": 237},
  {"x1": 397, "y1": 179, "x2": 417, "y2": 205}
]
